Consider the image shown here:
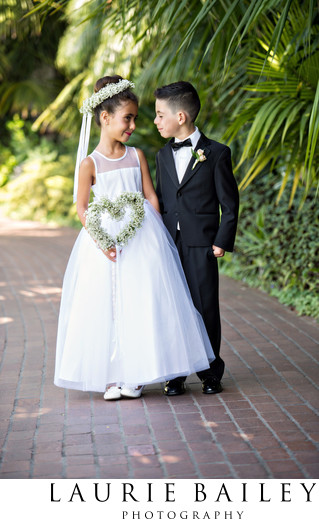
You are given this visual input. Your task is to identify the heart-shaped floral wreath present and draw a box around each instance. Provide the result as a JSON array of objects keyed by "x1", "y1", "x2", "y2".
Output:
[{"x1": 84, "y1": 192, "x2": 145, "y2": 251}]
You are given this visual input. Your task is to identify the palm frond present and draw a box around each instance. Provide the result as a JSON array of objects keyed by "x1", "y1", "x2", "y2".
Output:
[
  {"x1": 32, "y1": 72, "x2": 86, "y2": 134},
  {"x1": 224, "y1": 3, "x2": 319, "y2": 203},
  {"x1": 0, "y1": 0, "x2": 41, "y2": 39},
  {"x1": 304, "y1": 80, "x2": 319, "y2": 180}
]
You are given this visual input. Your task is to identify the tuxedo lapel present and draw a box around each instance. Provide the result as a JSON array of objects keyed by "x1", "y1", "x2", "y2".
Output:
[
  {"x1": 179, "y1": 133, "x2": 211, "y2": 189},
  {"x1": 161, "y1": 141, "x2": 179, "y2": 188}
]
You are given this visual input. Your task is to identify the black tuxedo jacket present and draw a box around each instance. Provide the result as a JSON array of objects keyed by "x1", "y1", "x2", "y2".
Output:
[{"x1": 155, "y1": 132, "x2": 239, "y2": 251}]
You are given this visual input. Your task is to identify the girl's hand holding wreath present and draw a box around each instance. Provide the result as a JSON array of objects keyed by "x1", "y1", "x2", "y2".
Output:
[{"x1": 104, "y1": 247, "x2": 117, "y2": 263}]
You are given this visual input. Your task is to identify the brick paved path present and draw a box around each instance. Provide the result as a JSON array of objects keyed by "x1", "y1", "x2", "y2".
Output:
[{"x1": 0, "y1": 217, "x2": 318, "y2": 479}]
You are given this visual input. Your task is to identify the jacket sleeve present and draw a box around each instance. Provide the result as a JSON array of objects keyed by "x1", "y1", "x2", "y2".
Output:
[
  {"x1": 213, "y1": 147, "x2": 239, "y2": 252},
  {"x1": 155, "y1": 153, "x2": 164, "y2": 214}
]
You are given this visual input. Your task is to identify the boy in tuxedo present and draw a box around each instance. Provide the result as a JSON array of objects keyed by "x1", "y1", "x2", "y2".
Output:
[{"x1": 154, "y1": 81, "x2": 239, "y2": 395}]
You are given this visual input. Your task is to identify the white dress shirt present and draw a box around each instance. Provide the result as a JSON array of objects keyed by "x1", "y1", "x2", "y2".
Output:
[
  {"x1": 172, "y1": 127, "x2": 201, "y2": 229},
  {"x1": 172, "y1": 126, "x2": 201, "y2": 183}
]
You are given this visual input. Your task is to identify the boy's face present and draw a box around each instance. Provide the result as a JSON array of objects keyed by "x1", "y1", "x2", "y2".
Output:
[{"x1": 154, "y1": 99, "x2": 181, "y2": 139}]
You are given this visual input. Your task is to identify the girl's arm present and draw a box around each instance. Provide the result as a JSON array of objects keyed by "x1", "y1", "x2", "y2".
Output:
[
  {"x1": 137, "y1": 148, "x2": 160, "y2": 213},
  {"x1": 76, "y1": 157, "x2": 95, "y2": 226},
  {"x1": 76, "y1": 157, "x2": 116, "y2": 262}
]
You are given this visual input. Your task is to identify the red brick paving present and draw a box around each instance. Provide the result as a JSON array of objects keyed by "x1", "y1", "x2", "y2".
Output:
[{"x1": 0, "y1": 216, "x2": 318, "y2": 479}]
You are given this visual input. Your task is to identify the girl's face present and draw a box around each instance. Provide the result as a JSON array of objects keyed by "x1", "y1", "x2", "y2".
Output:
[{"x1": 104, "y1": 100, "x2": 138, "y2": 142}]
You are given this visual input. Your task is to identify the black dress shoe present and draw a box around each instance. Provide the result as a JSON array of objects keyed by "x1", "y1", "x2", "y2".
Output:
[
  {"x1": 202, "y1": 377, "x2": 223, "y2": 394},
  {"x1": 164, "y1": 380, "x2": 185, "y2": 396}
]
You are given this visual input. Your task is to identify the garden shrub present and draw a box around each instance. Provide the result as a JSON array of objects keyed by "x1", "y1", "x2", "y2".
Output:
[
  {"x1": 220, "y1": 177, "x2": 319, "y2": 319},
  {"x1": 0, "y1": 117, "x2": 79, "y2": 227}
]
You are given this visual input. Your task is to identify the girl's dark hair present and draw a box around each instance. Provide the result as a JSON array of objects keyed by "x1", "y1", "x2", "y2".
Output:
[
  {"x1": 93, "y1": 75, "x2": 138, "y2": 126},
  {"x1": 154, "y1": 81, "x2": 200, "y2": 122}
]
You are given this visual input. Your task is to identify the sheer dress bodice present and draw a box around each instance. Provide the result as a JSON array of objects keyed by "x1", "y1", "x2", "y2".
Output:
[{"x1": 90, "y1": 147, "x2": 142, "y2": 200}]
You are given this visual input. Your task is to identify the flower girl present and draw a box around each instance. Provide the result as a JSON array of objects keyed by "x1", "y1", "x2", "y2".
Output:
[{"x1": 54, "y1": 75, "x2": 215, "y2": 400}]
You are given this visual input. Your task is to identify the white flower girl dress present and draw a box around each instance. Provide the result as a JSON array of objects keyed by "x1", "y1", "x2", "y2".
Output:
[{"x1": 54, "y1": 146, "x2": 214, "y2": 392}]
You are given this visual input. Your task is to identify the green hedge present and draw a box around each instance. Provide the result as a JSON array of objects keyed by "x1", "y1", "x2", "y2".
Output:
[
  {"x1": 0, "y1": 116, "x2": 79, "y2": 227},
  {"x1": 220, "y1": 177, "x2": 319, "y2": 319}
]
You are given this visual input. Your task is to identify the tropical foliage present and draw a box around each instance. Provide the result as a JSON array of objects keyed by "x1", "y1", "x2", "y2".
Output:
[
  {"x1": 225, "y1": 3, "x2": 319, "y2": 206},
  {"x1": 0, "y1": 116, "x2": 78, "y2": 225},
  {"x1": 0, "y1": 0, "x2": 65, "y2": 118}
]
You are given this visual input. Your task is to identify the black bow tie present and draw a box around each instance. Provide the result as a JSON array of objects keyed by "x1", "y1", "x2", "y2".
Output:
[{"x1": 171, "y1": 138, "x2": 192, "y2": 151}]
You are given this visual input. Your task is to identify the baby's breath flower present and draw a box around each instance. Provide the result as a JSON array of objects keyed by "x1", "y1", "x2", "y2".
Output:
[
  {"x1": 84, "y1": 192, "x2": 145, "y2": 251},
  {"x1": 80, "y1": 79, "x2": 135, "y2": 115}
]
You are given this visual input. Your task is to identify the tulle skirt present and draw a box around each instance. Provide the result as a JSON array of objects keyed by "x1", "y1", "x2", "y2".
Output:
[{"x1": 54, "y1": 201, "x2": 215, "y2": 392}]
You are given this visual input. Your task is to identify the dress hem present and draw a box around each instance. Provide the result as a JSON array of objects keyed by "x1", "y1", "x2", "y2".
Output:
[{"x1": 54, "y1": 362, "x2": 214, "y2": 392}]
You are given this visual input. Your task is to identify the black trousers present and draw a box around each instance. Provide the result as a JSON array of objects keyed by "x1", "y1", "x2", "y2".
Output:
[{"x1": 174, "y1": 231, "x2": 225, "y2": 382}]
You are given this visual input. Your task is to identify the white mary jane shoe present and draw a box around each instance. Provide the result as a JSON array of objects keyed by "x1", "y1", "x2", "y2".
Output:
[
  {"x1": 120, "y1": 385, "x2": 144, "y2": 399},
  {"x1": 103, "y1": 386, "x2": 121, "y2": 400}
]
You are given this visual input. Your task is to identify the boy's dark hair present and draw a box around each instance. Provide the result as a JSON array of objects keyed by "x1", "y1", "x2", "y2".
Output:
[{"x1": 154, "y1": 81, "x2": 200, "y2": 122}]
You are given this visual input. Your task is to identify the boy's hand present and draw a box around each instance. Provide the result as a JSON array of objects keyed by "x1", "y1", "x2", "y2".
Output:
[{"x1": 212, "y1": 245, "x2": 225, "y2": 258}]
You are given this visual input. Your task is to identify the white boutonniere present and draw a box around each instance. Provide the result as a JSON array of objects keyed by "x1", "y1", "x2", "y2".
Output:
[{"x1": 191, "y1": 148, "x2": 206, "y2": 170}]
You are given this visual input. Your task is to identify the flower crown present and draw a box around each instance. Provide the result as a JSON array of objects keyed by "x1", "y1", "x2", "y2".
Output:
[{"x1": 80, "y1": 79, "x2": 135, "y2": 115}]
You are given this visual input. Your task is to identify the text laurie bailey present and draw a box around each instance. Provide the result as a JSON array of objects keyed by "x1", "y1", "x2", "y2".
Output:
[{"x1": 50, "y1": 481, "x2": 316, "y2": 504}]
